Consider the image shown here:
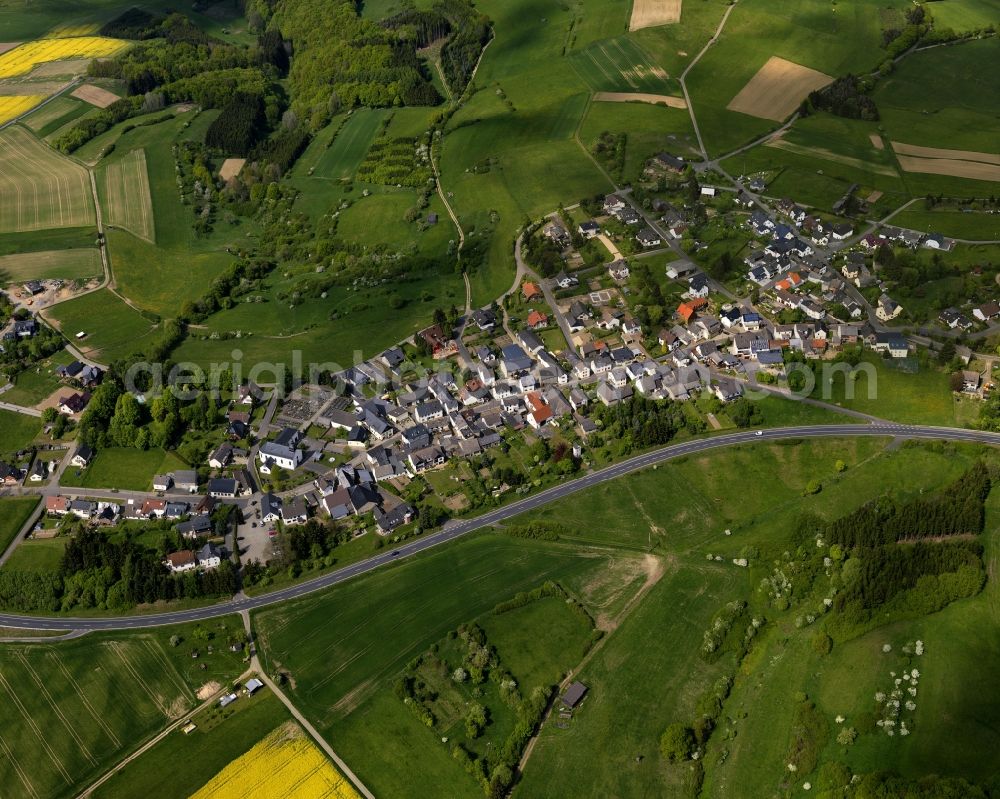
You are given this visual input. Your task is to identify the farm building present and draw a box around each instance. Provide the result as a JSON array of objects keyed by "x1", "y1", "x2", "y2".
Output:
[{"x1": 562, "y1": 681, "x2": 589, "y2": 708}]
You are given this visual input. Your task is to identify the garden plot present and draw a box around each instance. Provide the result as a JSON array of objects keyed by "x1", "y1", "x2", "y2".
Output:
[{"x1": 726, "y1": 56, "x2": 833, "y2": 122}]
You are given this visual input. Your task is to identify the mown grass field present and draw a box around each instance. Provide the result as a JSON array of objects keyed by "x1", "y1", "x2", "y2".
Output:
[
  {"x1": 2, "y1": 536, "x2": 67, "y2": 573},
  {"x1": 873, "y1": 37, "x2": 1000, "y2": 155},
  {"x1": 45, "y1": 287, "x2": 158, "y2": 362},
  {"x1": 813, "y1": 356, "x2": 963, "y2": 426},
  {"x1": 93, "y1": 693, "x2": 294, "y2": 799},
  {"x1": 22, "y1": 95, "x2": 90, "y2": 137},
  {"x1": 254, "y1": 534, "x2": 619, "y2": 799},
  {"x1": 99, "y1": 147, "x2": 155, "y2": 243},
  {"x1": 569, "y1": 34, "x2": 677, "y2": 95},
  {"x1": 0, "y1": 408, "x2": 42, "y2": 454},
  {"x1": 0, "y1": 226, "x2": 96, "y2": 256},
  {"x1": 0, "y1": 246, "x2": 101, "y2": 283},
  {"x1": 928, "y1": 0, "x2": 999, "y2": 32},
  {"x1": 0, "y1": 620, "x2": 247, "y2": 799},
  {"x1": 98, "y1": 116, "x2": 244, "y2": 315},
  {"x1": 0, "y1": 125, "x2": 95, "y2": 233},
  {"x1": 0, "y1": 497, "x2": 38, "y2": 556},
  {"x1": 891, "y1": 206, "x2": 1000, "y2": 241},
  {"x1": 686, "y1": 0, "x2": 910, "y2": 156},
  {"x1": 60, "y1": 447, "x2": 189, "y2": 491},
  {"x1": 516, "y1": 562, "x2": 744, "y2": 797},
  {"x1": 701, "y1": 446, "x2": 1000, "y2": 797}
]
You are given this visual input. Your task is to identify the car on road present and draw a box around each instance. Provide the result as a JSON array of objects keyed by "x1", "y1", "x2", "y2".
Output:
[
  {"x1": 755, "y1": 431, "x2": 763, "y2": 436},
  {"x1": 390, "y1": 550, "x2": 400, "y2": 556}
]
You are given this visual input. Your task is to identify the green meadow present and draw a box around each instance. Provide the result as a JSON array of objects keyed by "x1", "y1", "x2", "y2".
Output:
[
  {"x1": 0, "y1": 409, "x2": 42, "y2": 455},
  {"x1": 687, "y1": 0, "x2": 911, "y2": 156},
  {"x1": 45, "y1": 288, "x2": 159, "y2": 363},
  {"x1": 254, "y1": 534, "x2": 620, "y2": 799},
  {"x1": 59, "y1": 447, "x2": 189, "y2": 491},
  {"x1": 0, "y1": 620, "x2": 247, "y2": 799},
  {"x1": 0, "y1": 497, "x2": 39, "y2": 556}
]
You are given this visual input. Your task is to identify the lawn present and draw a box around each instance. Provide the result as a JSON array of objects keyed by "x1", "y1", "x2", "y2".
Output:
[
  {"x1": 59, "y1": 447, "x2": 190, "y2": 491},
  {"x1": 812, "y1": 355, "x2": 964, "y2": 426},
  {"x1": 927, "y1": 0, "x2": 999, "y2": 32},
  {"x1": 892, "y1": 207, "x2": 1000, "y2": 241},
  {"x1": 0, "y1": 619, "x2": 247, "y2": 799},
  {"x1": 0, "y1": 497, "x2": 39, "y2": 556},
  {"x1": 45, "y1": 288, "x2": 158, "y2": 362},
  {"x1": 3, "y1": 348, "x2": 73, "y2": 406},
  {"x1": 0, "y1": 409, "x2": 42, "y2": 454},
  {"x1": 92, "y1": 692, "x2": 291, "y2": 799},
  {"x1": 253, "y1": 534, "x2": 617, "y2": 799},
  {"x1": 2, "y1": 536, "x2": 67, "y2": 573}
]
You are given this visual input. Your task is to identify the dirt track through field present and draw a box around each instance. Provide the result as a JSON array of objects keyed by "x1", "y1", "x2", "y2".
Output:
[
  {"x1": 0, "y1": 731, "x2": 37, "y2": 798},
  {"x1": 629, "y1": 0, "x2": 682, "y2": 30},
  {"x1": 765, "y1": 136, "x2": 899, "y2": 176},
  {"x1": 727, "y1": 56, "x2": 833, "y2": 122},
  {"x1": 891, "y1": 140, "x2": 1000, "y2": 165},
  {"x1": 593, "y1": 91, "x2": 687, "y2": 108},
  {"x1": 896, "y1": 154, "x2": 1000, "y2": 182}
]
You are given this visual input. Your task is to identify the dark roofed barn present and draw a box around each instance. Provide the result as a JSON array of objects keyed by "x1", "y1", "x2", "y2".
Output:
[{"x1": 562, "y1": 681, "x2": 588, "y2": 708}]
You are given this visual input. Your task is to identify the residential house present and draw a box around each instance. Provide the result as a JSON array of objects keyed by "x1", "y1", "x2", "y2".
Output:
[
  {"x1": 526, "y1": 309, "x2": 549, "y2": 329},
  {"x1": 166, "y1": 551, "x2": 197, "y2": 573},
  {"x1": 208, "y1": 443, "x2": 233, "y2": 469},
  {"x1": 973, "y1": 301, "x2": 1000, "y2": 323},
  {"x1": 578, "y1": 221, "x2": 600, "y2": 238},
  {"x1": 688, "y1": 273, "x2": 710, "y2": 299},
  {"x1": 636, "y1": 227, "x2": 662, "y2": 248},
  {"x1": 608, "y1": 259, "x2": 630, "y2": 281},
  {"x1": 207, "y1": 477, "x2": 238, "y2": 498},
  {"x1": 71, "y1": 444, "x2": 94, "y2": 468},
  {"x1": 876, "y1": 294, "x2": 902, "y2": 322},
  {"x1": 196, "y1": 542, "x2": 222, "y2": 569},
  {"x1": 873, "y1": 331, "x2": 909, "y2": 359},
  {"x1": 58, "y1": 392, "x2": 90, "y2": 415}
]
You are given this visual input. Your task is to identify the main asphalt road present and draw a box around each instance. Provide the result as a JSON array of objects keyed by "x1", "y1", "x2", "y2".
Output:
[{"x1": 3, "y1": 422, "x2": 998, "y2": 632}]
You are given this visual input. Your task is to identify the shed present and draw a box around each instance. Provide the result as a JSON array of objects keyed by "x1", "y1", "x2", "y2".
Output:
[
  {"x1": 562, "y1": 681, "x2": 588, "y2": 708},
  {"x1": 245, "y1": 677, "x2": 265, "y2": 695}
]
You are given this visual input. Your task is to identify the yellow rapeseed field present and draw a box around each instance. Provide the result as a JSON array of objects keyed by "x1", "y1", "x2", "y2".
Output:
[
  {"x1": 0, "y1": 95, "x2": 45, "y2": 124},
  {"x1": 0, "y1": 37, "x2": 129, "y2": 80},
  {"x1": 190, "y1": 723, "x2": 362, "y2": 799}
]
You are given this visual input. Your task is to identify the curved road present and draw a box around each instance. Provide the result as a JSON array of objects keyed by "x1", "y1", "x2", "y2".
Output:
[{"x1": 3, "y1": 422, "x2": 999, "y2": 631}]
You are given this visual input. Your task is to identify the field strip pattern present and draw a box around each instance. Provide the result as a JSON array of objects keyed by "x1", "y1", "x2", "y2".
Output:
[
  {"x1": 106, "y1": 640, "x2": 172, "y2": 716},
  {"x1": 764, "y1": 137, "x2": 899, "y2": 176},
  {"x1": 895, "y1": 154, "x2": 1000, "y2": 182},
  {"x1": 891, "y1": 141, "x2": 1000, "y2": 165},
  {"x1": 593, "y1": 91, "x2": 686, "y2": 108},
  {"x1": 15, "y1": 651, "x2": 98, "y2": 766},
  {"x1": 0, "y1": 665, "x2": 73, "y2": 784},
  {"x1": 142, "y1": 637, "x2": 192, "y2": 699},
  {"x1": 0, "y1": 125, "x2": 94, "y2": 232},
  {"x1": 0, "y1": 731, "x2": 37, "y2": 799},
  {"x1": 102, "y1": 148, "x2": 155, "y2": 242},
  {"x1": 47, "y1": 650, "x2": 123, "y2": 747}
]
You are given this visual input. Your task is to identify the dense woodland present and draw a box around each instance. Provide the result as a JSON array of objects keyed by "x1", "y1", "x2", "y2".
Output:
[{"x1": 804, "y1": 75, "x2": 879, "y2": 121}]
